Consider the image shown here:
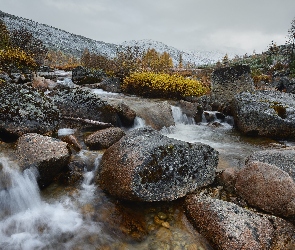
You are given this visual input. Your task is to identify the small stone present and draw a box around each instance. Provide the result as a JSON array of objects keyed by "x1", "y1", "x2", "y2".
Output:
[
  {"x1": 161, "y1": 221, "x2": 170, "y2": 229},
  {"x1": 154, "y1": 215, "x2": 164, "y2": 225},
  {"x1": 157, "y1": 211, "x2": 168, "y2": 220}
]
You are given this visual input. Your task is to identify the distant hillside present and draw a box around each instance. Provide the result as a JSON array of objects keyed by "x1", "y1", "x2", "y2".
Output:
[
  {"x1": 0, "y1": 10, "x2": 238, "y2": 66},
  {"x1": 0, "y1": 10, "x2": 117, "y2": 58}
]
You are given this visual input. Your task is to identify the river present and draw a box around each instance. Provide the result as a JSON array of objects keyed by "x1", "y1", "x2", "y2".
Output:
[{"x1": 0, "y1": 87, "x2": 287, "y2": 250}]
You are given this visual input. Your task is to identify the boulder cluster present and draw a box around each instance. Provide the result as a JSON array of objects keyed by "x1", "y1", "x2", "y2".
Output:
[{"x1": 1, "y1": 65, "x2": 295, "y2": 249}]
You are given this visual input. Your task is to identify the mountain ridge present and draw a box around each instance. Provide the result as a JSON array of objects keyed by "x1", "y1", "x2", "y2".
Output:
[{"x1": 0, "y1": 10, "x2": 235, "y2": 66}]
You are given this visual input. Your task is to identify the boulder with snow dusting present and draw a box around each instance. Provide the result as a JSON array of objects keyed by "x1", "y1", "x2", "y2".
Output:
[
  {"x1": 185, "y1": 192, "x2": 274, "y2": 250},
  {"x1": 0, "y1": 83, "x2": 59, "y2": 140},
  {"x1": 51, "y1": 87, "x2": 119, "y2": 125},
  {"x1": 16, "y1": 133, "x2": 70, "y2": 188},
  {"x1": 232, "y1": 91, "x2": 295, "y2": 138},
  {"x1": 98, "y1": 127, "x2": 218, "y2": 201},
  {"x1": 185, "y1": 191, "x2": 295, "y2": 250}
]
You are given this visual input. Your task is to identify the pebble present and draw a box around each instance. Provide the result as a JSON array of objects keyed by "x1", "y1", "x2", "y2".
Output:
[{"x1": 158, "y1": 211, "x2": 168, "y2": 220}]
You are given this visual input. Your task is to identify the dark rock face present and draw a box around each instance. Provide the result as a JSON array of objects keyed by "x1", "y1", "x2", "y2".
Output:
[
  {"x1": 98, "y1": 77, "x2": 121, "y2": 93},
  {"x1": 275, "y1": 77, "x2": 295, "y2": 93},
  {"x1": 177, "y1": 100, "x2": 204, "y2": 123},
  {"x1": 16, "y1": 133, "x2": 70, "y2": 188},
  {"x1": 246, "y1": 147, "x2": 295, "y2": 183},
  {"x1": 0, "y1": 83, "x2": 59, "y2": 140},
  {"x1": 235, "y1": 161, "x2": 295, "y2": 217},
  {"x1": 98, "y1": 127, "x2": 218, "y2": 202},
  {"x1": 0, "y1": 72, "x2": 12, "y2": 84},
  {"x1": 85, "y1": 127, "x2": 126, "y2": 150},
  {"x1": 232, "y1": 91, "x2": 295, "y2": 138},
  {"x1": 185, "y1": 192, "x2": 274, "y2": 250},
  {"x1": 113, "y1": 102, "x2": 136, "y2": 127},
  {"x1": 211, "y1": 65, "x2": 254, "y2": 105},
  {"x1": 51, "y1": 87, "x2": 119, "y2": 125},
  {"x1": 72, "y1": 66, "x2": 105, "y2": 85}
]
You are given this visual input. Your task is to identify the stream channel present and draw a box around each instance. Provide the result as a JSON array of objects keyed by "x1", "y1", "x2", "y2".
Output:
[{"x1": 0, "y1": 84, "x2": 293, "y2": 250}]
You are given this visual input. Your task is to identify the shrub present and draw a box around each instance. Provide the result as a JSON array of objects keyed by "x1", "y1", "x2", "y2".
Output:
[
  {"x1": 0, "y1": 47, "x2": 37, "y2": 72},
  {"x1": 122, "y1": 72, "x2": 209, "y2": 99}
]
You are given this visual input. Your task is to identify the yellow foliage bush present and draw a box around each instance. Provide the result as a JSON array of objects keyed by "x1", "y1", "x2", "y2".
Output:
[
  {"x1": 0, "y1": 47, "x2": 37, "y2": 72},
  {"x1": 122, "y1": 72, "x2": 209, "y2": 99}
]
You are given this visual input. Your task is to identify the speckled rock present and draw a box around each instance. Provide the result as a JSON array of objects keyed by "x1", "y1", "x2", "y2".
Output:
[
  {"x1": 98, "y1": 127, "x2": 218, "y2": 202},
  {"x1": 72, "y1": 66, "x2": 105, "y2": 85},
  {"x1": 235, "y1": 161, "x2": 295, "y2": 217},
  {"x1": 85, "y1": 127, "x2": 126, "y2": 150},
  {"x1": 113, "y1": 102, "x2": 136, "y2": 127},
  {"x1": 246, "y1": 147, "x2": 295, "y2": 181},
  {"x1": 211, "y1": 65, "x2": 254, "y2": 105},
  {"x1": 185, "y1": 192, "x2": 274, "y2": 250},
  {"x1": 16, "y1": 133, "x2": 70, "y2": 188},
  {"x1": 51, "y1": 87, "x2": 119, "y2": 125},
  {"x1": 0, "y1": 83, "x2": 59, "y2": 140},
  {"x1": 232, "y1": 91, "x2": 295, "y2": 138}
]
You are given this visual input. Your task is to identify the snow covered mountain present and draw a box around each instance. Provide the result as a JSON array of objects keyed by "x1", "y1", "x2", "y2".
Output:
[
  {"x1": 121, "y1": 39, "x2": 234, "y2": 66},
  {"x1": 0, "y1": 10, "x2": 237, "y2": 66}
]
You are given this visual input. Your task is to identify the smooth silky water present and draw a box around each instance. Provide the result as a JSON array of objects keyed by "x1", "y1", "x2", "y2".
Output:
[{"x1": 0, "y1": 99, "x2": 284, "y2": 250}]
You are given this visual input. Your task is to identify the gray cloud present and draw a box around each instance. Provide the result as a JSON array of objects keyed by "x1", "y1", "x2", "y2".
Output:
[{"x1": 1, "y1": 0, "x2": 295, "y2": 54}]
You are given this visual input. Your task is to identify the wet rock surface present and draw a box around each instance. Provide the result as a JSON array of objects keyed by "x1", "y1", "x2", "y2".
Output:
[
  {"x1": 185, "y1": 192, "x2": 274, "y2": 250},
  {"x1": 235, "y1": 161, "x2": 295, "y2": 217},
  {"x1": 232, "y1": 91, "x2": 295, "y2": 138},
  {"x1": 0, "y1": 83, "x2": 59, "y2": 140},
  {"x1": 51, "y1": 87, "x2": 119, "y2": 126},
  {"x1": 98, "y1": 127, "x2": 218, "y2": 202},
  {"x1": 16, "y1": 133, "x2": 70, "y2": 188},
  {"x1": 185, "y1": 190, "x2": 295, "y2": 250},
  {"x1": 246, "y1": 147, "x2": 295, "y2": 181},
  {"x1": 85, "y1": 127, "x2": 126, "y2": 150}
]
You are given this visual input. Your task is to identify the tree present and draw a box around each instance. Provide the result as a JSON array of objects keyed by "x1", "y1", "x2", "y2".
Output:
[
  {"x1": 158, "y1": 51, "x2": 173, "y2": 72},
  {"x1": 0, "y1": 19, "x2": 10, "y2": 49},
  {"x1": 9, "y1": 28, "x2": 48, "y2": 67},
  {"x1": 81, "y1": 48, "x2": 91, "y2": 68},
  {"x1": 178, "y1": 53, "x2": 183, "y2": 68},
  {"x1": 222, "y1": 54, "x2": 229, "y2": 66}
]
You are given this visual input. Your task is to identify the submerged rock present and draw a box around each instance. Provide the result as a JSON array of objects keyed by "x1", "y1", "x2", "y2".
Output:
[
  {"x1": 0, "y1": 83, "x2": 59, "y2": 140},
  {"x1": 16, "y1": 133, "x2": 70, "y2": 188},
  {"x1": 232, "y1": 91, "x2": 295, "y2": 138},
  {"x1": 84, "y1": 127, "x2": 126, "y2": 150},
  {"x1": 235, "y1": 161, "x2": 295, "y2": 218},
  {"x1": 98, "y1": 127, "x2": 218, "y2": 202}
]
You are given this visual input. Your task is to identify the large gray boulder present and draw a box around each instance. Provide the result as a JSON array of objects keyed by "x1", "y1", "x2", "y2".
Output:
[
  {"x1": 16, "y1": 133, "x2": 70, "y2": 188},
  {"x1": 106, "y1": 98, "x2": 174, "y2": 130},
  {"x1": 211, "y1": 65, "x2": 254, "y2": 105},
  {"x1": 232, "y1": 91, "x2": 295, "y2": 138},
  {"x1": 98, "y1": 127, "x2": 219, "y2": 201},
  {"x1": 0, "y1": 83, "x2": 59, "y2": 140},
  {"x1": 51, "y1": 87, "x2": 119, "y2": 126},
  {"x1": 235, "y1": 161, "x2": 295, "y2": 217}
]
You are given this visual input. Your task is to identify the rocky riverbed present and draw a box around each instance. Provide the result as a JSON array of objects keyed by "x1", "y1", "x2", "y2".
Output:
[{"x1": 1, "y1": 66, "x2": 295, "y2": 249}]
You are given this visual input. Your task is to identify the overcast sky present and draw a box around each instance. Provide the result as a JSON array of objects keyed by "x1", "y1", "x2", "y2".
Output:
[{"x1": 1, "y1": 0, "x2": 295, "y2": 55}]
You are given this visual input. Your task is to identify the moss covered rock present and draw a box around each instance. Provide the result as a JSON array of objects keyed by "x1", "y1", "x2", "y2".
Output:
[{"x1": 0, "y1": 83, "x2": 59, "y2": 140}]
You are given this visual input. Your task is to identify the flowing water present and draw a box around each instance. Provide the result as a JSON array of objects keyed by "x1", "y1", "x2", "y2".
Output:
[{"x1": 0, "y1": 96, "x2": 284, "y2": 250}]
